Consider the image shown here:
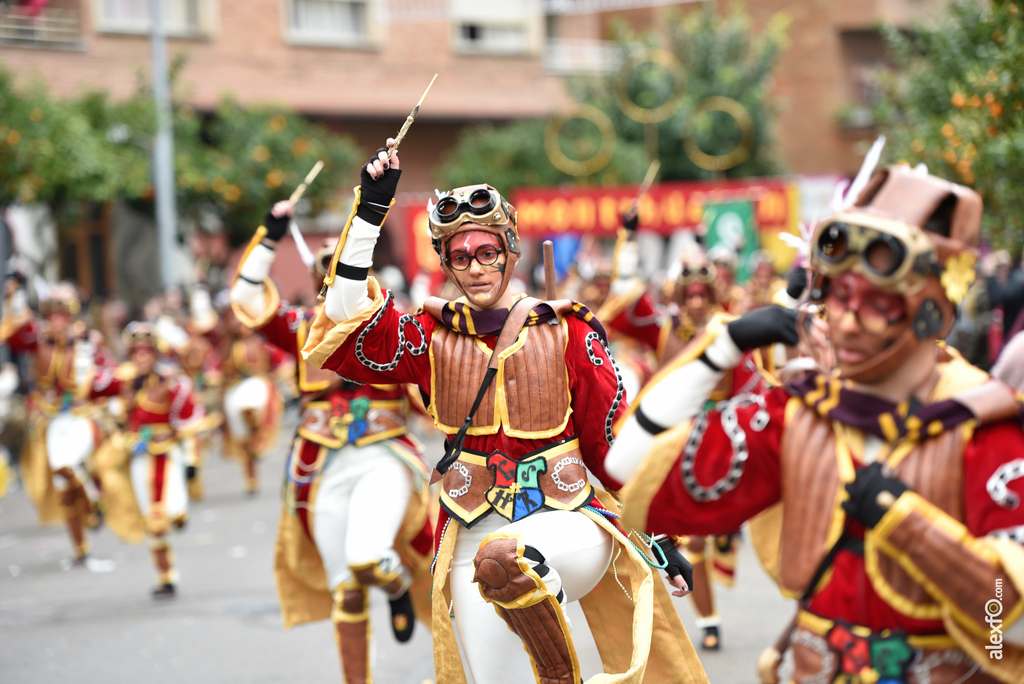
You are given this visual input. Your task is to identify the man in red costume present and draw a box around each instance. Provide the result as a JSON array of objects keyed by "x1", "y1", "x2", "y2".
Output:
[
  {"x1": 607, "y1": 166, "x2": 1024, "y2": 683},
  {"x1": 230, "y1": 209, "x2": 433, "y2": 684},
  {"x1": 1, "y1": 281, "x2": 117, "y2": 566},
  {"x1": 103, "y1": 322, "x2": 205, "y2": 598},
  {"x1": 300, "y1": 140, "x2": 706, "y2": 684}
]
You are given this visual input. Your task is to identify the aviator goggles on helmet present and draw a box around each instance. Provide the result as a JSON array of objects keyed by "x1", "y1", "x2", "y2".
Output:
[
  {"x1": 811, "y1": 212, "x2": 942, "y2": 294},
  {"x1": 678, "y1": 263, "x2": 715, "y2": 286},
  {"x1": 428, "y1": 184, "x2": 515, "y2": 240}
]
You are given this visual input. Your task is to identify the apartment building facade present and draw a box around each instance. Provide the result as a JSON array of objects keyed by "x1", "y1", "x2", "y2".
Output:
[{"x1": 0, "y1": 0, "x2": 947, "y2": 300}]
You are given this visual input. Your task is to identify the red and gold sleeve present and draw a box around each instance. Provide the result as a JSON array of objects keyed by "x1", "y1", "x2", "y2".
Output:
[
  {"x1": 302, "y1": 277, "x2": 435, "y2": 391},
  {"x1": 0, "y1": 315, "x2": 37, "y2": 352},
  {"x1": 621, "y1": 384, "x2": 787, "y2": 536},
  {"x1": 868, "y1": 421, "x2": 1024, "y2": 671},
  {"x1": 565, "y1": 316, "x2": 631, "y2": 490},
  {"x1": 251, "y1": 304, "x2": 303, "y2": 358},
  {"x1": 604, "y1": 289, "x2": 664, "y2": 353},
  {"x1": 167, "y1": 375, "x2": 205, "y2": 435}
]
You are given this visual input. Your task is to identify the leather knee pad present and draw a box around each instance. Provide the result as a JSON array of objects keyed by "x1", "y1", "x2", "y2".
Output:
[
  {"x1": 350, "y1": 552, "x2": 406, "y2": 597},
  {"x1": 472, "y1": 534, "x2": 580, "y2": 684}
]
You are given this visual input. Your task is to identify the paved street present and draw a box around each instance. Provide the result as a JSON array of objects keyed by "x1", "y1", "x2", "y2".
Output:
[{"x1": 0, "y1": 408, "x2": 790, "y2": 683}]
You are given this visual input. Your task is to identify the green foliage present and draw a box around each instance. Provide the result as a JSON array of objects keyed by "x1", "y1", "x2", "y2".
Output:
[
  {"x1": 874, "y1": 0, "x2": 1024, "y2": 252},
  {"x1": 435, "y1": 4, "x2": 789, "y2": 191},
  {"x1": 173, "y1": 100, "x2": 360, "y2": 245},
  {"x1": 0, "y1": 66, "x2": 141, "y2": 226},
  {"x1": 0, "y1": 58, "x2": 361, "y2": 245}
]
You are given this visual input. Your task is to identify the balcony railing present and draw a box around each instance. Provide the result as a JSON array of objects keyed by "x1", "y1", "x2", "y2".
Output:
[
  {"x1": 543, "y1": 38, "x2": 621, "y2": 74},
  {"x1": 0, "y1": 7, "x2": 82, "y2": 49}
]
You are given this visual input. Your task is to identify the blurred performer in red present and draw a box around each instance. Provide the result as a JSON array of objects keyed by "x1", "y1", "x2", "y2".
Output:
[
  {"x1": 300, "y1": 140, "x2": 706, "y2": 684},
  {"x1": 100, "y1": 322, "x2": 205, "y2": 598},
  {"x1": 230, "y1": 204, "x2": 433, "y2": 684},
  {"x1": 1, "y1": 280, "x2": 116, "y2": 566},
  {"x1": 608, "y1": 165, "x2": 1024, "y2": 683},
  {"x1": 176, "y1": 287, "x2": 225, "y2": 501},
  {"x1": 217, "y1": 306, "x2": 287, "y2": 495},
  {"x1": 599, "y1": 213, "x2": 741, "y2": 650}
]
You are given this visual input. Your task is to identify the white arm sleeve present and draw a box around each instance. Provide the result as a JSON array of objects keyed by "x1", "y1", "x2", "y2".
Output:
[
  {"x1": 323, "y1": 216, "x2": 381, "y2": 323},
  {"x1": 229, "y1": 242, "x2": 276, "y2": 319},
  {"x1": 605, "y1": 330, "x2": 744, "y2": 484}
]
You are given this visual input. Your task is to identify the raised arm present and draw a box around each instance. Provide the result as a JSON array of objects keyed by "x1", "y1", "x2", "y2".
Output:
[{"x1": 301, "y1": 141, "x2": 433, "y2": 390}]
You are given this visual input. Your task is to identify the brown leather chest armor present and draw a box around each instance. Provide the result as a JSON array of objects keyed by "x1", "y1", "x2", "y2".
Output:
[
  {"x1": 428, "y1": 320, "x2": 571, "y2": 439},
  {"x1": 778, "y1": 402, "x2": 966, "y2": 615}
]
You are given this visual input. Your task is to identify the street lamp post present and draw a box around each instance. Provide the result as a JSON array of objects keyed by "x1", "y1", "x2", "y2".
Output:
[{"x1": 150, "y1": 0, "x2": 179, "y2": 292}]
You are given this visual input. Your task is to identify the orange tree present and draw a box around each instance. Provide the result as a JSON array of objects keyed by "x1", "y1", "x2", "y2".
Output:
[
  {"x1": 0, "y1": 59, "x2": 360, "y2": 245},
  {"x1": 874, "y1": 0, "x2": 1024, "y2": 252}
]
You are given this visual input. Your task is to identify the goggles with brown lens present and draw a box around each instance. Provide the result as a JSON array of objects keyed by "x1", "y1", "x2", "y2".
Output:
[
  {"x1": 811, "y1": 213, "x2": 941, "y2": 294},
  {"x1": 678, "y1": 264, "x2": 715, "y2": 285},
  {"x1": 428, "y1": 185, "x2": 515, "y2": 240}
]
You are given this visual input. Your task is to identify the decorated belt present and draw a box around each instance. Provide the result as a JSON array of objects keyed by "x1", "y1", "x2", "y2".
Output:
[
  {"x1": 128, "y1": 424, "x2": 176, "y2": 456},
  {"x1": 297, "y1": 397, "x2": 408, "y2": 449},
  {"x1": 792, "y1": 609, "x2": 963, "y2": 684},
  {"x1": 440, "y1": 437, "x2": 593, "y2": 527}
]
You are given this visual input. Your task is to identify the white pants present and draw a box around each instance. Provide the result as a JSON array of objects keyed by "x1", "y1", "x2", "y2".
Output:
[
  {"x1": 450, "y1": 509, "x2": 614, "y2": 684},
  {"x1": 46, "y1": 413, "x2": 95, "y2": 494},
  {"x1": 312, "y1": 442, "x2": 415, "y2": 591},
  {"x1": 130, "y1": 443, "x2": 189, "y2": 523}
]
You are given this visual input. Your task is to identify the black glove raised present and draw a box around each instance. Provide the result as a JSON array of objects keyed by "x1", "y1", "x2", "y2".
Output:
[
  {"x1": 653, "y1": 535, "x2": 693, "y2": 591},
  {"x1": 185, "y1": 465, "x2": 197, "y2": 481},
  {"x1": 263, "y1": 207, "x2": 290, "y2": 242},
  {"x1": 726, "y1": 305, "x2": 799, "y2": 352},
  {"x1": 785, "y1": 267, "x2": 809, "y2": 300},
  {"x1": 357, "y1": 147, "x2": 402, "y2": 225},
  {"x1": 622, "y1": 208, "x2": 639, "y2": 233},
  {"x1": 841, "y1": 462, "x2": 909, "y2": 528}
]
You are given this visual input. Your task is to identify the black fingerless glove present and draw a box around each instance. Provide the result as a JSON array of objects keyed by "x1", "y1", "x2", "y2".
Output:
[
  {"x1": 357, "y1": 147, "x2": 402, "y2": 225},
  {"x1": 623, "y1": 210, "x2": 639, "y2": 233},
  {"x1": 841, "y1": 462, "x2": 910, "y2": 529},
  {"x1": 263, "y1": 209, "x2": 290, "y2": 242},
  {"x1": 654, "y1": 535, "x2": 693, "y2": 591},
  {"x1": 786, "y1": 267, "x2": 808, "y2": 300},
  {"x1": 726, "y1": 305, "x2": 799, "y2": 352}
]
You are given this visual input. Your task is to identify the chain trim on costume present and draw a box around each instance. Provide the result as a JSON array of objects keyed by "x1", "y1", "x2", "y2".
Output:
[
  {"x1": 168, "y1": 375, "x2": 194, "y2": 431},
  {"x1": 92, "y1": 366, "x2": 115, "y2": 393},
  {"x1": 626, "y1": 303, "x2": 663, "y2": 328},
  {"x1": 987, "y1": 459, "x2": 1024, "y2": 509},
  {"x1": 681, "y1": 393, "x2": 769, "y2": 502},
  {"x1": 355, "y1": 290, "x2": 428, "y2": 372},
  {"x1": 790, "y1": 628, "x2": 835, "y2": 684},
  {"x1": 551, "y1": 457, "x2": 586, "y2": 492},
  {"x1": 446, "y1": 462, "x2": 472, "y2": 498},
  {"x1": 584, "y1": 331, "x2": 624, "y2": 446},
  {"x1": 990, "y1": 525, "x2": 1024, "y2": 544},
  {"x1": 430, "y1": 517, "x2": 452, "y2": 576},
  {"x1": 909, "y1": 649, "x2": 972, "y2": 684}
]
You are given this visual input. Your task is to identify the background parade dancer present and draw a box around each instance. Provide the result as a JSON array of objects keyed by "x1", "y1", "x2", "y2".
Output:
[
  {"x1": 607, "y1": 164, "x2": 1024, "y2": 683},
  {"x1": 96, "y1": 322, "x2": 205, "y2": 598},
  {"x1": 217, "y1": 306, "x2": 287, "y2": 495},
  {"x1": 230, "y1": 198, "x2": 433, "y2": 684},
  {"x1": 0, "y1": 280, "x2": 117, "y2": 567},
  {"x1": 300, "y1": 139, "x2": 706, "y2": 684}
]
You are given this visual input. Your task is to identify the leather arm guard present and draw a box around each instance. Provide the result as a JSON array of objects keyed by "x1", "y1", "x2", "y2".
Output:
[
  {"x1": 473, "y1": 534, "x2": 581, "y2": 684},
  {"x1": 870, "y1": 491, "x2": 1024, "y2": 640}
]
